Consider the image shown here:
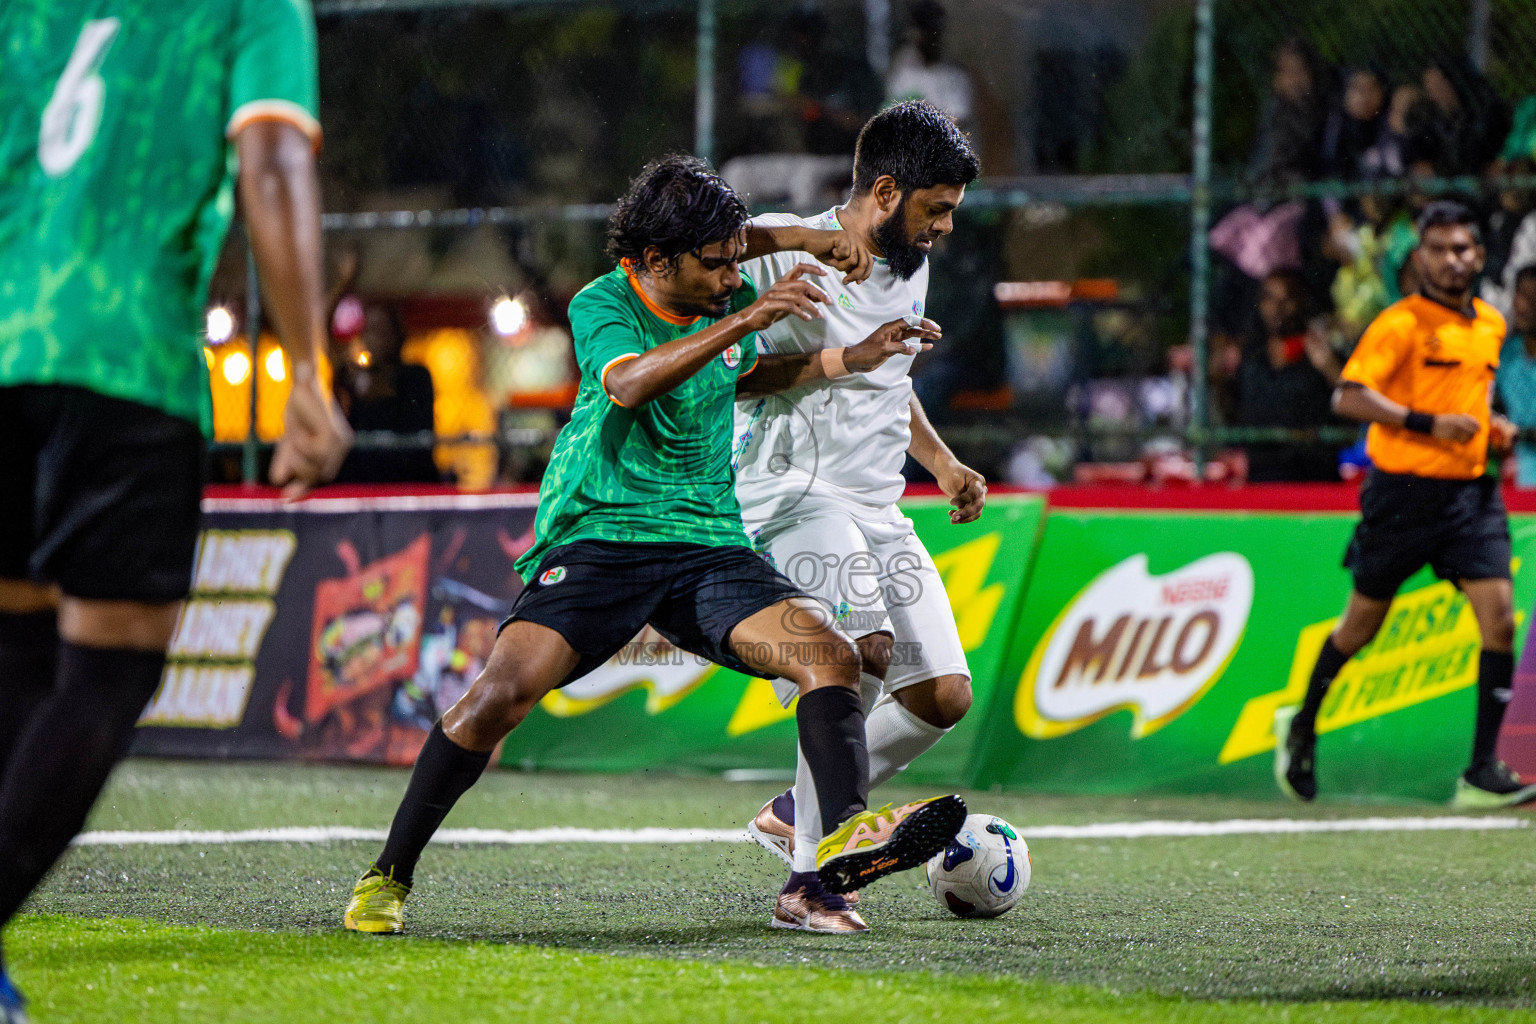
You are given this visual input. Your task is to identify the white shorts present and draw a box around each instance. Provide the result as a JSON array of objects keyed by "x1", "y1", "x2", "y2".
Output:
[{"x1": 754, "y1": 502, "x2": 970, "y2": 707}]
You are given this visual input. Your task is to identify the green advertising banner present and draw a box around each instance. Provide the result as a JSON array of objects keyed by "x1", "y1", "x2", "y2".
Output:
[
  {"x1": 499, "y1": 496, "x2": 1047, "y2": 782},
  {"x1": 969, "y1": 511, "x2": 1536, "y2": 802}
]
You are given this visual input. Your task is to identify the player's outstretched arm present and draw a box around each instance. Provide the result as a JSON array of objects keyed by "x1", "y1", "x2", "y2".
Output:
[
  {"x1": 737, "y1": 316, "x2": 941, "y2": 397},
  {"x1": 744, "y1": 221, "x2": 874, "y2": 284},
  {"x1": 607, "y1": 264, "x2": 831, "y2": 407},
  {"x1": 1332, "y1": 382, "x2": 1479, "y2": 442},
  {"x1": 908, "y1": 394, "x2": 986, "y2": 524},
  {"x1": 237, "y1": 120, "x2": 353, "y2": 497}
]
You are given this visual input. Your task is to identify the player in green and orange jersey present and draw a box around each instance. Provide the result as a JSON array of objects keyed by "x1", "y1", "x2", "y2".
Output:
[
  {"x1": 343, "y1": 157, "x2": 965, "y2": 938},
  {"x1": 0, "y1": 2, "x2": 350, "y2": 1017}
]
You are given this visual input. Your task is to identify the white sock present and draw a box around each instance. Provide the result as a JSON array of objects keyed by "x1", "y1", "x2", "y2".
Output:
[
  {"x1": 858, "y1": 671, "x2": 884, "y2": 712},
  {"x1": 866, "y1": 694, "x2": 949, "y2": 789},
  {"x1": 790, "y1": 747, "x2": 821, "y2": 873}
]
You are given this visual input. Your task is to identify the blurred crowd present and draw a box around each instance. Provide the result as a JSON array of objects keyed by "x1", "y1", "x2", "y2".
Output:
[
  {"x1": 720, "y1": 0, "x2": 1006, "y2": 208},
  {"x1": 293, "y1": 6, "x2": 1536, "y2": 488},
  {"x1": 1208, "y1": 38, "x2": 1536, "y2": 483}
]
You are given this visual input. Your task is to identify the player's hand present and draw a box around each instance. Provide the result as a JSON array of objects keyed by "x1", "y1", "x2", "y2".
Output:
[
  {"x1": 270, "y1": 362, "x2": 354, "y2": 499},
  {"x1": 1490, "y1": 414, "x2": 1518, "y2": 455},
  {"x1": 1429, "y1": 412, "x2": 1480, "y2": 443},
  {"x1": 739, "y1": 264, "x2": 829, "y2": 331},
  {"x1": 843, "y1": 317, "x2": 942, "y2": 373},
  {"x1": 937, "y1": 459, "x2": 986, "y2": 524},
  {"x1": 799, "y1": 228, "x2": 874, "y2": 285}
]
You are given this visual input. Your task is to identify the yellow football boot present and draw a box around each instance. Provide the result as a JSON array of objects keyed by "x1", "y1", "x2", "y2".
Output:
[
  {"x1": 816, "y1": 794, "x2": 966, "y2": 894},
  {"x1": 343, "y1": 867, "x2": 411, "y2": 934}
]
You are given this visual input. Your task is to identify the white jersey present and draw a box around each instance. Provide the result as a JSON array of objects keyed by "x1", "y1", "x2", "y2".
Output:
[{"x1": 733, "y1": 208, "x2": 929, "y2": 529}]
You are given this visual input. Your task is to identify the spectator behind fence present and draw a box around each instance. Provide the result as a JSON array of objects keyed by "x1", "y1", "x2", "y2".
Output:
[
  {"x1": 886, "y1": 0, "x2": 973, "y2": 131},
  {"x1": 1500, "y1": 94, "x2": 1536, "y2": 166},
  {"x1": 728, "y1": 6, "x2": 872, "y2": 159},
  {"x1": 1421, "y1": 59, "x2": 1510, "y2": 178},
  {"x1": 333, "y1": 304, "x2": 441, "y2": 483},
  {"x1": 1248, "y1": 37, "x2": 1328, "y2": 189},
  {"x1": 1480, "y1": 160, "x2": 1536, "y2": 318},
  {"x1": 1361, "y1": 82, "x2": 1430, "y2": 179},
  {"x1": 1495, "y1": 266, "x2": 1536, "y2": 486},
  {"x1": 1323, "y1": 66, "x2": 1387, "y2": 182},
  {"x1": 1232, "y1": 270, "x2": 1343, "y2": 482},
  {"x1": 1209, "y1": 39, "x2": 1328, "y2": 343}
]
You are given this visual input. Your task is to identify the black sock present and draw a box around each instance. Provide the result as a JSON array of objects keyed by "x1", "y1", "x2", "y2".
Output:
[
  {"x1": 1472, "y1": 650, "x2": 1514, "y2": 769},
  {"x1": 0, "y1": 642, "x2": 165, "y2": 927},
  {"x1": 1296, "y1": 638, "x2": 1349, "y2": 736},
  {"x1": 375, "y1": 722, "x2": 491, "y2": 886},
  {"x1": 771, "y1": 788, "x2": 795, "y2": 826},
  {"x1": 796, "y1": 686, "x2": 868, "y2": 835},
  {"x1": 0, "y1": 612, "x2": 59, "y2": 772}
]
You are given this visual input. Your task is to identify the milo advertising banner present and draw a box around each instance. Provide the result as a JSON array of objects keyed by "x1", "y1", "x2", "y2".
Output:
[
  {"x1": 971, "y1": 511, "x2": 1536, "y2": 802},
  {"x1": 498, "y1": 496, "x2": 1046, "y2": 782}
]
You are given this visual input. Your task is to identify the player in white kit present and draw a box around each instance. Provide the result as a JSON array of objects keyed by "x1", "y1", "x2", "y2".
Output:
[{"x1": 733, "y1": 101, "x2": 986, "y2": 933}]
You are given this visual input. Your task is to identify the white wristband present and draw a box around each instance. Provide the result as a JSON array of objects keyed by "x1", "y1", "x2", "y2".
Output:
[{"x1": 819, "y1": 347, "x2": 850, "y2": 379}]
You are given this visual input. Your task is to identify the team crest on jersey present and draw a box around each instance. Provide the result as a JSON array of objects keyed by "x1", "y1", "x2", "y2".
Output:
[
  {"x1": 912, "y1": 300, "x2": 923, "y2": 316},
  {"x1": 538, "y1": 566, "x2": 567, "y2": 586},
  {"x1": 722, "y1": 343, "x2": 742, "y2": 369},
  {"x1": 838, "y1": 294, "x2": 856, "y2": 311}
]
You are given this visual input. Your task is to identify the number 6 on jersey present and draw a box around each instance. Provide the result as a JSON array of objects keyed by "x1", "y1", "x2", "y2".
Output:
[{"x1": 39, "y1": 17, "x2": 120, "y2": 177}]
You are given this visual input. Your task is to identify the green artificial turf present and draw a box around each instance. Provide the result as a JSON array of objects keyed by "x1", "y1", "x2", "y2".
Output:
[
  {"x1": 11, "y1": 914, "x2": 1534, "y2": 1024},
  {"x1": 9, "y1": 758, "x2": 1536, "y2": 1020}
]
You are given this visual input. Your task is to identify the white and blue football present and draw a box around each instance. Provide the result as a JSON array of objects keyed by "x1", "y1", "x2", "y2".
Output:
[{"x1": 925, "y1": 813, "x2": 1030, "y2": 918}]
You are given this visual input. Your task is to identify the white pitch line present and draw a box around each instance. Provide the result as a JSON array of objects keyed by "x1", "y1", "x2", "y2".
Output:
[
  {"x1": 72, "y1": 816, "x2": 1527, "y2": 848},
  {"x1": 72, "y1": 827, "x2": 744, "y2": 847},
  {"x1": 1020, "y1": 816, "x2": 1529, "y2": 839}
]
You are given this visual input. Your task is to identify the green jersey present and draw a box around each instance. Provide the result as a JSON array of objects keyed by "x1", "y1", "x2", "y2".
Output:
[
  {"x1": 0, "y1": 0, "x2": 320, "y2": 434},
  {"x1": 515, "y1": 268, "x2": 761, "y2": 580}
]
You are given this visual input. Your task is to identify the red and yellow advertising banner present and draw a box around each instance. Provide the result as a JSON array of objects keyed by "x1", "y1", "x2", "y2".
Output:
[{"x1": 135, "y1": 493, "x2": 537, "y2": 765}]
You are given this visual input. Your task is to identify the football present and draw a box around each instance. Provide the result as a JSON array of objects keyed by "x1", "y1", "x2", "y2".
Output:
[{"x1": 925, "y1": 813, "x2": 1031, "y2": 918}]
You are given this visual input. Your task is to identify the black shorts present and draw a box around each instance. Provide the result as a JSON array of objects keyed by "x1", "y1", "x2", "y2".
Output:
[
  {"x1": 1343, "y1": 469, "x2": 1511, "y2": 601},
  {"x1": 504, "y1": 539, "x2": 804, "y2": 685},
  {"x1": 0, "y1": 385, "x2": 205, "y2": 602}
]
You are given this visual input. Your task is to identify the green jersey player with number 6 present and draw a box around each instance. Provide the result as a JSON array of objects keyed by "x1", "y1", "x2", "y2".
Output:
[{"x1": 0, "y1": 2, "x2": 351, "y2": 1019}]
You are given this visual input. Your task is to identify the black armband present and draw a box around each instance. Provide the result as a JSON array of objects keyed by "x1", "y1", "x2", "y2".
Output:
[{"x1": 1403, "y1": 410, "x2": 1435, "y2": 434}]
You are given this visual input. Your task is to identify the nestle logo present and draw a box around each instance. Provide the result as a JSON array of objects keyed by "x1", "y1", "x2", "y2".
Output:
[{"x1": 1160, "y1": 576, "x2": 1229, "y2": 606}]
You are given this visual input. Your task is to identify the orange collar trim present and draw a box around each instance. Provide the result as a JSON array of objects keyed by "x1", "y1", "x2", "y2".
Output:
[{"x1": 623, "y1": 266, "x2": 700, "y2": 327}]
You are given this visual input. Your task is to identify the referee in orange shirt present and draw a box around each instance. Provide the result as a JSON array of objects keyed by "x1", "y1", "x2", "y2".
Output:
[{"x1": 1275, "y1": 201, "x2": 1536, "y2": 808}]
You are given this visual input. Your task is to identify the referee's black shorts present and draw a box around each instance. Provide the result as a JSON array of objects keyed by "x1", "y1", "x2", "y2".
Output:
[
  {"x1": 504, "y1": 539, "x2": 806, "y2": 685},
  {"x1": 0, "y1": 385, "x2": 205, "y2": 603},
  {"x1": 1343, "y1": 468, "x2": 1511, "y2": 601}
]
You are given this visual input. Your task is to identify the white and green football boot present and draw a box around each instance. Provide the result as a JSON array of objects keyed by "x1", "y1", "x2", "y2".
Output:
[{"x1": 1451, "y1": 761, "x2": 1536, "y2": 809}]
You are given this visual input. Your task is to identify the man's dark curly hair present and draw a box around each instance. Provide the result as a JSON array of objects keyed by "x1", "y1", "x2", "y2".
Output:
[
  {"x1": 851, "y1": 100, "x2": 979, "y2": 197},
  {"x1": 606, "y1": 155, "x2": 749, "y2": 275}
]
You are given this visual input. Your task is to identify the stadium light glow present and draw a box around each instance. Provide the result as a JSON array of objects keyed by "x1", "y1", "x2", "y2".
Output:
[
  {"x1": 492, "y1": 295, "x2": 528, "y2": 336},
  {"x1": 206, "y1": 306, "x2": 235, "y2": 344},
  {"x1": 222, "y1": 350, "x2": 251, "y2": 386},
  {"x1": 265, "y1": 348, "x2": 286, "y2": 382}
]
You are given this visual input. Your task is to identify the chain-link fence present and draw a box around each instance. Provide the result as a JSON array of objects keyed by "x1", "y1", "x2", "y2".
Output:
[{"x1": 209, "y1": 0, "x2": 1536, "y2": 488}]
